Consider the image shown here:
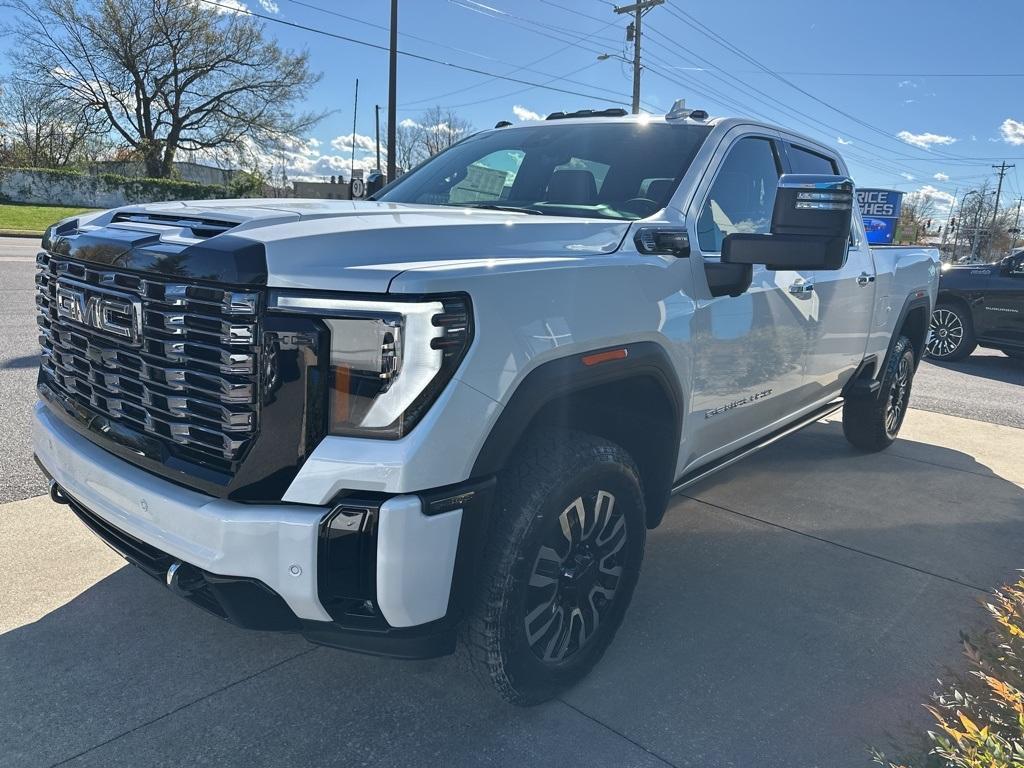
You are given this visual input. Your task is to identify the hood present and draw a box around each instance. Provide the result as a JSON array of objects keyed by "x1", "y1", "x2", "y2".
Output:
[{"x1": 57, "y1": 199, "x2": 631, "y2": 293}]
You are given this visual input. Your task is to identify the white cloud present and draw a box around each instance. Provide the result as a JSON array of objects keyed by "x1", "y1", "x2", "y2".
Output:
[
  {"x1": 512, "y1": 105, "x2": 544, "y2": 122},
  {"x1": 898, "y1": 80, "x2": 917, "y2": 88},
  {"x1": 906, "y1": 184, "x2": 956, "y2": 212},
  {"x1": 903, "y1": 99, "x2": 916, "y2": 104},
  {"x1": 900, "y1": 172, "x2": 915, "y2": 181},
  {"x1": 896, "y1": 130, "x2": 957, "y2": 149},
  {"x1": 217, "y1": 135, "x2": 380, "y2": 184},
  {"x1": 330, "y1": 132, "x2": 377, "y2": 154},
  {"x1": 1000, "y1": 118, "x2": 1024, "y2": 146},
  {"x1": 257, "y1": 0, "x2": 279, "y2": 11},
  {"x1": 202, "y1": 0, "x2": 249, "y2": 14},
  {"x1": 837, "y1": 136, "x2": 852, "y2": 145},
  {"x1": 399, "y1": 118, "x2": 420, "y2": 129},
  {"x1": 933, "y1": 172, "x2": 950, "y2": 182}
]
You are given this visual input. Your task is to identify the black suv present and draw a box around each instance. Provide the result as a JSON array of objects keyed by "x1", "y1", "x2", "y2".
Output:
[{"x1": 927, "y1": 251, "x2": 1024, "y2": 361}]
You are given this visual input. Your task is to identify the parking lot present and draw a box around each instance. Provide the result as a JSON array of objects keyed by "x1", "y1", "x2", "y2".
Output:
[{"x1": 2, "y1": 236, "x2": 1023, "y2": 767}]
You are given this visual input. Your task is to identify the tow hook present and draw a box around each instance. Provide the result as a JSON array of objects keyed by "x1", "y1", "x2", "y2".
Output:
[
  {"x1": 166, "y1": 561, "x2": 205, "y2": 596},
  {"x1": 49, "y1": 480, "x2": 69, "y2": 505}
]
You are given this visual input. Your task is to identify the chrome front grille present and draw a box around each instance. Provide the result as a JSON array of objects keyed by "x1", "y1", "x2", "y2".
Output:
[{"x1": 36, "y1": 253, "x2": 261, "y2": 470}]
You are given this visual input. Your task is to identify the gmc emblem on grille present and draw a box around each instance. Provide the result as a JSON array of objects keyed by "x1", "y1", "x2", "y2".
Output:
[{"x1": 55, "y1": 279, "x2": 143, "y2": 345}]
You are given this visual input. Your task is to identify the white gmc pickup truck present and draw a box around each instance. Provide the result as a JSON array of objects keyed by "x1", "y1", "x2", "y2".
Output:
[{"x1": 33, "y1": 106, "x2": 939, "y2": 704}]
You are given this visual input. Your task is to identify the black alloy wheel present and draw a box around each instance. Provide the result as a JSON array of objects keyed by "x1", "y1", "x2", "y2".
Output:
[{"x1": 524, "y1": 489, "x2": 627, "y2": 663}]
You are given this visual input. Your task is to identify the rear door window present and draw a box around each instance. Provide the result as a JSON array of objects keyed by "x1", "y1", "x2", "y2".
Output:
[{"x1": 786, "y1": 144, "x2": 838, "y2": 175}]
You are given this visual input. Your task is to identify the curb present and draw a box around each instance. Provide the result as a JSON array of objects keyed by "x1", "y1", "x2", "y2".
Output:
[{"x1": 0, "y1": 229, "x2": 43, "y2": 239}]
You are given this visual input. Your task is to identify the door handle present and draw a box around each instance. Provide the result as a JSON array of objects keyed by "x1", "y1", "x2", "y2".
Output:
[
  {"x1": 857, "y1": 272, "x2": 876, "y2": 286},
  {"x1": 788, "y1": 281, "x2": 814, "y2": 297}
]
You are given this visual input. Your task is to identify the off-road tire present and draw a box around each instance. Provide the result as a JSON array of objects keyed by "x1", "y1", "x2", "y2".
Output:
[
  {"x1": 843, "y1": 335, "x2": 916, "y2": 452},
  {"x1": 463, "y1": 430, "x2": 646, "y2": 705},
  {"x1": 926, "y1": 303, "x2": 976, "y2": 361}
]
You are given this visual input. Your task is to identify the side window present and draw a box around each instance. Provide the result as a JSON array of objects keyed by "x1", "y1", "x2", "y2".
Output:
[
  {"x1": 787, "y1": 144, "x2": 838, "y2": 175},
  {"x1": 697, "y1": 137, "x2": 781, "y2": 253},
  {"x1": 1011, "y1": 255, "x2": 1024, "y2": 276}
]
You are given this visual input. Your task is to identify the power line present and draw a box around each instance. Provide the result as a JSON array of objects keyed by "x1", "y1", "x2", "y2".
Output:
[
  {"x1": 538, "y1": 0, "x2": 967, "y2": 185},
  {"x1": 398, "y1": 15, "x2": 624, "y2": 108},
  {"x1": 195, "y1": 0, "x2": 632, "y2": 105},
  {"x1": 278, "y1": 0, "x2": 630, "y2": 106},
  {"x1": 661, "y1": 4, "x2": 1007, "y2": 166}
]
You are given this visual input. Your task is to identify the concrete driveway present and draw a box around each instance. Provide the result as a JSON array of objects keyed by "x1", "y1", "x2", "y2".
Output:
[{"x1": 3, "y1": 407, "x2": 1023, "y2": 768}]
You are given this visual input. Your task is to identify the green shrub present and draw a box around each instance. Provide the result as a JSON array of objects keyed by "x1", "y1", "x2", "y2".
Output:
[
  {"x1": 873, "y1": 578, "x2": 1024, "y2": 767},
  {"x1": 0, "y1": 166, "x2": 228, "y2": 202}
]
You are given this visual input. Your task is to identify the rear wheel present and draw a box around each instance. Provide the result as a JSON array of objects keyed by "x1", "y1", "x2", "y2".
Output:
[
  {"x1": 463, "y1": 430, "x2": 646, "y2": 705},
  {"x1": 926, "y1": 303, "x2": 976, "y2": 360},
  {"x1": 843, "y1": 335, "x2": 916, "y2": 452}
]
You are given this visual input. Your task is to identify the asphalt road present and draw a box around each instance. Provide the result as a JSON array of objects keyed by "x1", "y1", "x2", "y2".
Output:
[
  {"x1": 0, "y1": 238, "x2": 48, "y2": 504},
  {"x1": 0, "y1": 234, "x2": 1021, "y2": 502}
]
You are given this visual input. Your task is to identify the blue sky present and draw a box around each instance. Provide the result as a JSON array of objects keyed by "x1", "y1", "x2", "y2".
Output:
[{"x1": 12, "y1": 0, "x2": 1024, "y2": 212}]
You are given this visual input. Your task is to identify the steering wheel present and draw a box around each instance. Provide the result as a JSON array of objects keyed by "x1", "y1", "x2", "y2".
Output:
[{"x1": 619, "y1": 197, "x2": 659, "y2": 216}]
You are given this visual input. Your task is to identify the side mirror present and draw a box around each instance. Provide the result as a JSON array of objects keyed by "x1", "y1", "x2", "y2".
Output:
[{"x1": 721, "y1": 174, "x2": 854, "y2": 271}]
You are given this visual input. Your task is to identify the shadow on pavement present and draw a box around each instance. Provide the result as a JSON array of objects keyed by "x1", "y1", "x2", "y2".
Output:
[
  {"x1": 922, "y1": 353, "x2": 1024, "y2": 387},
  {"x1": 3, "y1": 423, "x2": 1023, "y2": 768},
  {"x1": 0, "y1": 354, "x2": 39, "y2": 370}
]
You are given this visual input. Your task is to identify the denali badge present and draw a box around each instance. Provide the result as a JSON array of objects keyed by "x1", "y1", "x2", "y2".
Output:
[{"x1": 55, "y1": 279, "x2": 143, "y2": 345}]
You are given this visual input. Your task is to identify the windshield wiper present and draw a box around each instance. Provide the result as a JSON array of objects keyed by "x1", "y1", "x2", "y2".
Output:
[{"x1": 444, "y1": 203, "x2": 546, "y2": 215}]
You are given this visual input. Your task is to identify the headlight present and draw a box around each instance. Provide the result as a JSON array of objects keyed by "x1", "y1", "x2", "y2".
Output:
[{"x1": 268, "y1": 291, "x2": 472, "y2": 438}]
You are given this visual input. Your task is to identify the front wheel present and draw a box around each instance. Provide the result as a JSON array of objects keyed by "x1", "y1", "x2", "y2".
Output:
[
  {"x1": 843, "y1": 335, "x2": 916, "y2": 452},
  {"x1": 463, "y1": 430, "x2": 646, "y2": 705}
]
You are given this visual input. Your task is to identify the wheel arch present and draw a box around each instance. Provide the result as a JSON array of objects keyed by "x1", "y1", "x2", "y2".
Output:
[
  {"x1": 884, "y1": 294, "x2": 931, "y2": 370},
  {"x1": 472, "y1": 341, "x2": 683, "y2": 529},
  {"x1": 935, "y1": 290, "x2": 973, "y2": 315}
]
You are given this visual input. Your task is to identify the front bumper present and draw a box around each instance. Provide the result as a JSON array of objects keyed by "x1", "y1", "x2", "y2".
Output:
[{"x1": 34, "y1": 403, "x2": 489, "y2": 658}]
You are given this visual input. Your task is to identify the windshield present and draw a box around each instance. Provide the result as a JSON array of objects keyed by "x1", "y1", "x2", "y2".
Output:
[{"x1": 376, "y1": 121, "x2": 712, "y2": 221}]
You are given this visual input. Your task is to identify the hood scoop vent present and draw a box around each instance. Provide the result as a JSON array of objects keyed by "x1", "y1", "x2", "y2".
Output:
[{"x1": 111, "y1": 212, "x2": 238, "y2": 239}]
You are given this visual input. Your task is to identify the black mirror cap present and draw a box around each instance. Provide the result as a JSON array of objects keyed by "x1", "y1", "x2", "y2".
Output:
[
  {"x1": 772, "y1": 174, "x2": 854, "y2": 240},
  {"x1": 705, "y1": 261, "x2": 752, "y2": 297},
  {"x1": 722, "y1": 232, "x2": 848, "y2": 271}
]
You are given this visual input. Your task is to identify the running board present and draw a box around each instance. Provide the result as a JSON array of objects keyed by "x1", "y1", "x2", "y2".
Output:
[{"x1": 671, "y1": 399, "x2": 845, "y2": 495}]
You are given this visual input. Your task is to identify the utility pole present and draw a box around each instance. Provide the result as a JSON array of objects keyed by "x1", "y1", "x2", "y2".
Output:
[
  {"x1": 386, "y1": 0, "x2": 398, "y2": 182},
  {"x1": 991, "y1": 161, "x2": 1015, "y2": 228},
  {"x1": 613, "y1": 0, "x2": 663, "y2": 114},
  {"x1": 375, "y1": 104, "x2": 381, "y2": 173},
  {"x1": 350, "y1": 78, "x2": 359, "y2": 181}
]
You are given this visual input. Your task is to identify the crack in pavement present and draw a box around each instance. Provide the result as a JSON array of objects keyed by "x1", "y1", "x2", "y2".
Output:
[{"x1": 557, "y1": 697, "x2": 680, "y2": 768}]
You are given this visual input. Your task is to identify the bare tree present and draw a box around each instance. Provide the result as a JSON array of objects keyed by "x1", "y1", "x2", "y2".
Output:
[
  {"x1": 418, "y1": 106, "x2": 472, "y2": 158},
  {"x1": 897, "y1": 193, "x2": 938, "y2": 243},
  {"x1": 383, "y1": 119, "x2": 424, "y2": 175},
  {"x1": 3, "y1": 0, "x2": 324, "y2": 177},
  {"x1": 0, "y1": 76, "x2": 106, "y2": 167}
]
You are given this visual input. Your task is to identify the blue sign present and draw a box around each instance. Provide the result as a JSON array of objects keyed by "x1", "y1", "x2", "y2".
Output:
[{"x1": 857, "y1": 189, "x2": 903, "y2": 245}]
